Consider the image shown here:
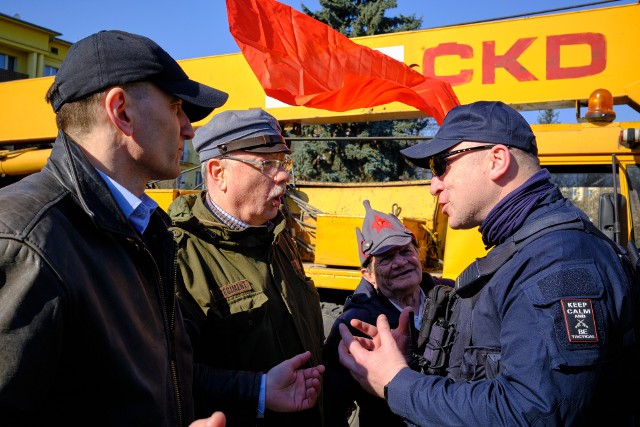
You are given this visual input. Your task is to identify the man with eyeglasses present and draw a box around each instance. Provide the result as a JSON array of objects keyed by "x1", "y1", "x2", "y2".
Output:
[
  {"x1": 337, "y1": 101, "x2": 638, "y2": 426},
  {"x1": 168, "y1": 108, "x2": 325, "y2": 426},
  {"x1": 323, "y1": 200, "x2": 453, "y2": 427}
]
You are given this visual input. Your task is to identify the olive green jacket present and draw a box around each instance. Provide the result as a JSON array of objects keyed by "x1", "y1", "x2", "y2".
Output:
[{"x1": 168, "y1": 191, "x2": 324, "y2": 426}]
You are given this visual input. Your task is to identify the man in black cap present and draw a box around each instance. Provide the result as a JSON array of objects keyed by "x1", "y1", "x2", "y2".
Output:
[
  {"x1": 168, "y1": 108, "x2": 325, "y2": 426},
  {"x1": 337, "y1": 101, "x2": 638, "y2": 426},
  {"x1": 322, "y1": 200, "x2": 452, "y2": 427},
  {"x1": 0, "y1": 30, "x2": 316, "y2": 427}
]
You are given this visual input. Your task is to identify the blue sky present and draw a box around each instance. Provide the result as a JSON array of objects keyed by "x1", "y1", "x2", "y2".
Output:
[{"x1": 3, "y1": 0, "x2": 637, "y2": 123}]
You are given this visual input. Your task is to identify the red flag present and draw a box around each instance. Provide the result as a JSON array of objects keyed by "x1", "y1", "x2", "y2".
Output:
[{"x1": 226, "y1": 0, "x2": 460, "y2": 124}]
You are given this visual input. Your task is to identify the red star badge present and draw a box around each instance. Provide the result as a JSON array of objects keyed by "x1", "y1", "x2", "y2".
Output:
[{"x1": 371, "y1": 215, "x2": 393, "y2": 233}]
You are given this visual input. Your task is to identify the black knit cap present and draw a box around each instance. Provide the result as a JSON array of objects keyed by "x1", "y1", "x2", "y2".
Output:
[{"x1": 48, "y1": 30, "x2": 228, "y2": 122}]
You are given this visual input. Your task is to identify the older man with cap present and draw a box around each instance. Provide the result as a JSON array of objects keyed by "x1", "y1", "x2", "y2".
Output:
[
  {"x1": 0, "y1": 30, "x2": 231, "y2": 426},
  {"x1": 168, "y1": 108, "x2": 325, "y2": 427},
  {"x1": 337, "y1": 101, "x2": 638, "y2": 426},
  {"x1": 322, "y1": 200, "x2": 452, "y2": 427}
]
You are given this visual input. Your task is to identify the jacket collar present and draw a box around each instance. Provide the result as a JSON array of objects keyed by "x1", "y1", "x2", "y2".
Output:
[
  {"x1": 44, "y1": 131, "x2": 141, "y2": 238},
  {"x1": 169, "y1": 191, "x2": 286, "y2": 246}
]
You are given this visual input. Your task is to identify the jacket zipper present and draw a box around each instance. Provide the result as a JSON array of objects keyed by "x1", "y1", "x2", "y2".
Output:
[{"x1": 139, "y1": 238, "x2": 184, "y2": 427}]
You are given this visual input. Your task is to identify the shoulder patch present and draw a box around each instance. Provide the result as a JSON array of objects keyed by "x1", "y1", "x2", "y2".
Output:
[
  {"x1": 561, "y1": 298, "x2": 598, "y2": 342},
  {"x1": 210, "y1": 279, "x2": 253, "y2": 301}
]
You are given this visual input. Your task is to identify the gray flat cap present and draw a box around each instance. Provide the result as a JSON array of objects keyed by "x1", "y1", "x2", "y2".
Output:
[{"x1": 193, "y1": 108, "x2": 291, "y2": 163}]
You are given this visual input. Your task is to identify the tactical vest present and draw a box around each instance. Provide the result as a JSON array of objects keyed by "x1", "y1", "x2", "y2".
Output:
[{"x1": 409, "y1": 210, "x2": 640, "y2": 379}]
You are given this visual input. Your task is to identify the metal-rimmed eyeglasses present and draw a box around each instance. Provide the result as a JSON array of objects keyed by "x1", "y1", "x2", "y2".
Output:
[
  {"x1": 222, "y1": 156, "x2": 293, "y2": 177},
  {"x1": 429, "y1": 145, "x2": 499, "y2": 177}
]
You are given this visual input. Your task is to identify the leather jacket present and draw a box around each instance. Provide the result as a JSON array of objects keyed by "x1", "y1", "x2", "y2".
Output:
[{"x1": 0, "y1": 132, "x2": 195, "y2": 426}]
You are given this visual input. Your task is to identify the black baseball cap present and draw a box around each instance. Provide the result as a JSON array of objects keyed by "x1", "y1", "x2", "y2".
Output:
[
  {"x1": 356, "y1": 200, "x2": 416, "y2": 267},
  {"x1": 401, "y1": 101, "x2": 537, "y2": 169},
  {"x1": 48, "y1": 30, "x2": 228, "y2": 122}
]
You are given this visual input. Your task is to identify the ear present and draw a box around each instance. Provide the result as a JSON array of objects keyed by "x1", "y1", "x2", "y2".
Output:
[
  {"x1": 361, "y1": 266, "x2": 377, "y2": 289},
  {"x1": 104, "y1": 87, "x2": 133, "y2": 136},
  {"x1": 207, "y1": 158, "x2": 228, "y2": 191},
  {"x1": 487, "y1": 144, "x2": 512, "y2": 181}
]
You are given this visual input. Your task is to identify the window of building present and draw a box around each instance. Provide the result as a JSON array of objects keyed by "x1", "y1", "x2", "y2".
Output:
[
  {"x1": 44, "y1": 65, "x2": 58, "y2": 76},
  {"x1": 0, "y1": 54, "x2": 17, "y2": 71}
]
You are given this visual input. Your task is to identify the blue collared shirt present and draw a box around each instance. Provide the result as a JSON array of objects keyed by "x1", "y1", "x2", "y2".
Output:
[{"x1": 96, "y1": 170, "x2": 157, "y2": 234}]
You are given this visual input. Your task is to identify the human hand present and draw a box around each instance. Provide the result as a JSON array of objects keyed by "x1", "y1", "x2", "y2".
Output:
[
  {"x1": 346, "y1": 306, "x2": 413, "y2": 357},
  {"x1": 393, "y1": 306, "x2": 414, "y2": 359},
  {"x1": 188, "y1": 411, "x2": 226, "y2": 427},
  {"x1": 337, "y1": 313, "x2": 408, "y2": 398},
  {"x1": 265, "y1": 351, "x2": 325, "y2": 412}
]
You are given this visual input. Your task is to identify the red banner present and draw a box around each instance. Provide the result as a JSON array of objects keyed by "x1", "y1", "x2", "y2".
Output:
[{"x1": 226, "y1": 0, "x2": 459, "y2": 124}]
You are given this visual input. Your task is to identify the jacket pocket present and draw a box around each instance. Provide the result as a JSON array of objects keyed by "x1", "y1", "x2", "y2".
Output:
[
  {"x1": 459, "y1": 346, "x2": 502, "y2": 380},
  {"x1": 209, "y1": 291, "x2": 269, "y2": 333},
  {"x1": 205, "y1": 292, "x2": 271, "y2": 366}
]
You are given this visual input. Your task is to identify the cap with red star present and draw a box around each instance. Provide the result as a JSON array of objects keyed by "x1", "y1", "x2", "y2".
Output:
[{"x1": 356, "y1": 200, "x2": 416, "y2": 267}]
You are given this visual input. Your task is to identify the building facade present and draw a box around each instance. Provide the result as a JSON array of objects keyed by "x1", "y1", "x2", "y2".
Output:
[{"x1": 0, "y1": 12, "x2": 70, "y2": 82}]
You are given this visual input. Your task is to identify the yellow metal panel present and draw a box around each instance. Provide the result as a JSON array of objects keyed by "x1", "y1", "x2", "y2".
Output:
[
  {"x1": 179, "y1": 54, "x2": 268, "y2": 127},
  {"x1": 145, "y1": 189, "x2": 199, "y2": 212},
  {"x1": 304, "y1": 265, "x2": 363, "y2": 291},
  {"x1": 286, "y1": 181, "x2": 439, "y2": 264},
  {"x1": 0, "y1": 77, "x2": 57, "y2": 143},
  {"x1": 441, "y1": 227, "x2": 486, "y2": 279},
  {"x1": 182, "y1": 2, "x2": 640, "y2": 123},
  {"x1": 357, "y1": 4, "x2": 640, "y2": 109},
  {"x1": 534, "y1": 121, "x2": 640, "y2": 166},
  {"x1": 145, "y1": 189, "x2": 180, "y2": 213},
  {"x1": 287, "y1": 180, "x2": 436, "y2": 218},
  {"x1": 0, "y1": 147, "x2": 52, "y2": 175},
  {"x1": 313, "y1": 213, "x2": 433, "y2": 269},
  {"x1": 314, "y1": 215, "x2": 363, "y2": 267},
  {"x1": 2, "y1": 3, "x2": 639, "y2": 144}
]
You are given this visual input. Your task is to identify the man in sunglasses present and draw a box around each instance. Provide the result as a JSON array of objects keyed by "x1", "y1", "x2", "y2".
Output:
[
  {"x1": 337, "y1": 101, "x2": 638, "y2": 426},
  {"x1": 168, "y1": 108, "x2": 325, "y2": 426}
]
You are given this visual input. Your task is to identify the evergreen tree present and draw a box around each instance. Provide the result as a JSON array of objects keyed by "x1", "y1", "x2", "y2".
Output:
[
  {"x1": 537, "y1": 109, "x2": 559, "y2": 124},
  {"x1": 291, "y1": 0, "x2": 432, "y2": 182},
  {"x1": 302, "y1": 0, "x2": 421, "y2": 36}
]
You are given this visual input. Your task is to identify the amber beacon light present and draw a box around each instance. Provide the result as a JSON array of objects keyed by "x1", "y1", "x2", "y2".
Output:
[{"x1": 585, "y1": 88, "x2": 616, "y2": 123}]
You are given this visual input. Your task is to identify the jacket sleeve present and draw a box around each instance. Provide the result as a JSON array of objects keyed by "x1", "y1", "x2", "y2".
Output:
[
  {"x1": 192, "y1": 362, "x2": 263, "y2": 425},
  {"x1": 322, "y1": 307, "x2": 372, "y2": 427},
  {"x1": 0, "y1": 239, "x2": 64, "y2": 422}
]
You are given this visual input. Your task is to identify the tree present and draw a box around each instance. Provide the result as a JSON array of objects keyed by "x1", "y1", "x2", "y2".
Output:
[
  {"x1": 302, "y1": 0, "x2": 422, "y2": 37},
  {"x1": 537, "y1": 109, "x2": 559, "y2": 124},
  {"x1": 290, "y1": 119, "x2": 436, "y2": 182},
  {"x1": 291, "y1": 0, "x2": 432, "y2": 182}
]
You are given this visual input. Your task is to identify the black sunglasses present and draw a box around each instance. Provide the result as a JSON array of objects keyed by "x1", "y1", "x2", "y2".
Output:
[{"x1": 429, "y1": 145, "x2": 499, "y2": 177}]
